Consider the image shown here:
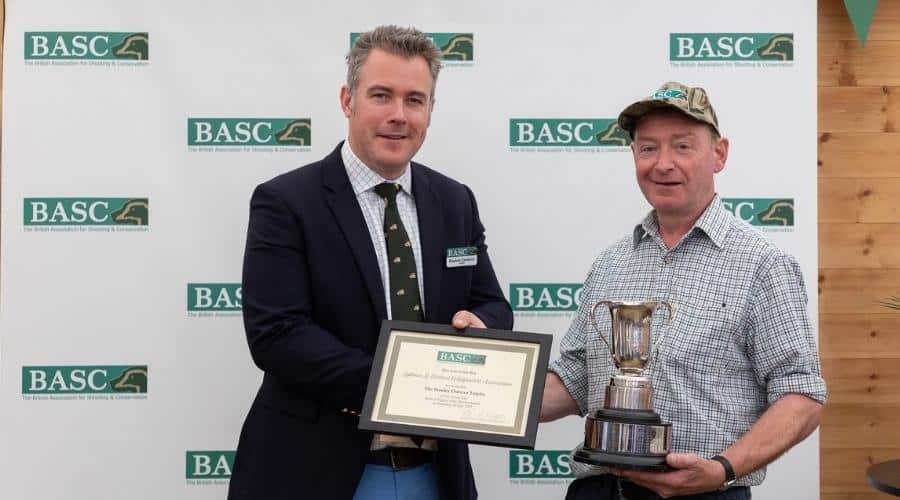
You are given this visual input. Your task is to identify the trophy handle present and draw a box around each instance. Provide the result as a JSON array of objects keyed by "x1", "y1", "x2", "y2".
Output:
[
  {"x1": 589, "y1": 300, "x2": 614, "y2": 352},
  {"x1": 649, "y1": 300, "x2": 677, "y2": 363}
]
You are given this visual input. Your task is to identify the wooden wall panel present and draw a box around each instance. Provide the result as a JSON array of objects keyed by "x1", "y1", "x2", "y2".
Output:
[
  {"x1": 820, "y1": 314, "x2": 900, "y2": 358},
  {"x1": 823, "y1": 495, "x2": 898, "y2": 500},
  {"x1": 821, "y1": 358, "x2": 900, "y2": 404},
  {"x1": 819, "y1": 269, "x2": 900, "y2": 314},
  {"x1": 819, "y1": 223, "x2": 900, "y2": 268},
  {"x1": 819, "y1": 178, "x2": 900, "y2": 223},
  {"x1": 820, "y1": 41, "x2": 900, "y2": 86},
  {"x1": 818, "y1": 133, "x2": 900, "y2": 178},
  {"x1": 819, "y1": 3, "x2": 900, "y2": 498},
  {"x1": 821, "y1": 448, "x2": 900, "y2": 496},
  {"x1": 820, "y1": 428, "x2": 899, "y2": 498},
  {"x1": 819, "y1": 0, "x2": 900, "y2": 42},
  {"x1": 818, "y1": 86, "x2": 899, "y2": 133},
  {"x1": 820, "y1": 404, "x2": 900, "y2": 449}
]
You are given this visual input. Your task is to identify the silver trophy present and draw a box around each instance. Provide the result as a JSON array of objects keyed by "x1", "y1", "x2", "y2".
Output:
[{"x1": 574, "y1": 300, "x2": 675, "y2": 470}]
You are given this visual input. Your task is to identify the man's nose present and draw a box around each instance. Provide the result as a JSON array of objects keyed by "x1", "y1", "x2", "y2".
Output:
[
  {"x1": 386, "y1": 98, "x2": 407, "y2": 123},
  {"x1": 655, "y1": 146, "x2": 676, "y2": 171}
]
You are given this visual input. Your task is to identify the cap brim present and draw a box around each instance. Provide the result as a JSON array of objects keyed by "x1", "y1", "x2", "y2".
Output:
[{"x1": 617, "y1": 100, "x2": 689, "y2": 135}]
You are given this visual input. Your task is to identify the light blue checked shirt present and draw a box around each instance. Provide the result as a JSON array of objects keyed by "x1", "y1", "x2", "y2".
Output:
[{"x1": 550, "y1": 196, "x2": 827, "y2": 486}]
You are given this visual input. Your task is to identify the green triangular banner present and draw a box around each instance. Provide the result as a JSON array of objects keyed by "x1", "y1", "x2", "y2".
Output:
[{"x1": 844, "y1": 0, "x2": 879, "y2": 47}]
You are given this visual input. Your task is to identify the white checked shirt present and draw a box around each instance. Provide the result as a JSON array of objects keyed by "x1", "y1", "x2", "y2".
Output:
[
  {"x1": 550, "y1": 196, "x2": 826, "y2": 486},
  {"x1": 342, "y1": 141, "x2": 426, "y2": 317},
  {"x1": 342, "y1": 141, "x2": 436, "y2": 451}
]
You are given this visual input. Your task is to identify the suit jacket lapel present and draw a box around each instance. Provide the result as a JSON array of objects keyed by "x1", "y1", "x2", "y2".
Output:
[
  {"x1": 322, "y1": 144, "x2": 387, "y2": 320},
  {"x1": 412, "y1": 164, "x2": 444, "y2": 322}
]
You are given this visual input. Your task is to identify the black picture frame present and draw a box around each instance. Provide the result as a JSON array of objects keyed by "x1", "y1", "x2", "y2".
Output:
[{"x1": 359, "y1": 320, "x2": 552, "y2": 450}]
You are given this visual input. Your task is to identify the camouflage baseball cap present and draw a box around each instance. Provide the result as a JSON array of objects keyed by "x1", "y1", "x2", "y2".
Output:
[{"x1": 617, "y1": 81, "x2": 720, "y2": 137}]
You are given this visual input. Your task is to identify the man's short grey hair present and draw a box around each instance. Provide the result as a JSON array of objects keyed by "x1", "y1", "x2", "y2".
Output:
[{"x1": 346, "y1": 25, "x2": 443, "y2": 97}]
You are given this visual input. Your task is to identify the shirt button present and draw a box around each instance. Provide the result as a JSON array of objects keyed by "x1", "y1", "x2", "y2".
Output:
[{"x1": 664, "y1": 256, "x2": 672, "y2": 264}]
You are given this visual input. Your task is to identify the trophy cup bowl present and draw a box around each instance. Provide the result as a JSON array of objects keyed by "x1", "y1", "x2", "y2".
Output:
[{"x1": 573, "y1": 300, "x2": 675, "y2": 471}]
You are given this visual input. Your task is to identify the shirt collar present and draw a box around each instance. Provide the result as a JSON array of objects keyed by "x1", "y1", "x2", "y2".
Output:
[
  {"x1": 633, "y1": 194, "x2": 729, "y2": 249},
  {"x1": 342, "y1": 140, "x2": 413, "y2": 196}
]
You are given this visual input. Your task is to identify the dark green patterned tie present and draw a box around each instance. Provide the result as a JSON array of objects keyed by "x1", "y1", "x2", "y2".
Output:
[{"x1": 374, "y1": 182, "x2": 424, "y2": 323}]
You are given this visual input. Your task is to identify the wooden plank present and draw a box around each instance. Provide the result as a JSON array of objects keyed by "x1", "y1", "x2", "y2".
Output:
[
  {"x1": 823, "y1": 495, "x2": 898, "y2": 500},
  {"x1": 821, "y1": 358, "x2": 900, "y2": 404},
  {"x1": 819, "y1": 178, "x2": 900, "y2": 223},
  {"x1": 819, "y1": 269, "x2": 900, "y2": 314},
  {"x1": 821, "y1": 314, "x2": 900, "y2": 359},
  {"x1": 820, "y1": 403, "x2": 900, "y2": 448},
  {"x1": 819, "y1": 133, "x2": 900, "y2": 178},
  {"x1": 820, "y1": 223, "x2": 900, "y2": 268},
  {"x1": 820, "y1": 0, "x2": 900, "y2": 42},
  {"x1": 821, "y1": 447, "x2": 900, "y2": 495},
  {"x1": 890, "y1": 91, "x2": 900, "y2": 136},
  {"x1": 819, "y1": 178, "x2": 862, "y2": 222},
  {"x1": 818, "y1": 87, "x2": 894, "y2": 133},
  {"x1": 820, "y1": 41, "x2": 900, "y2": 86}
]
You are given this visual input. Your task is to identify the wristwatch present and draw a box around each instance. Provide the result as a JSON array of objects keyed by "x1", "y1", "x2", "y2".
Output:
[{"x1": 710, "y1": 455, "x2": 737, "y2": 490}]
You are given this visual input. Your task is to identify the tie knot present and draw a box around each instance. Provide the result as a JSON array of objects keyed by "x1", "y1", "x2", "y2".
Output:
[{"x1": 374, "y1": 182, "x2": 401, "y2": 202}]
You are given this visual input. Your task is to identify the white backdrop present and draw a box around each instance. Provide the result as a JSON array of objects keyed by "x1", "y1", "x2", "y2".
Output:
[{"x1": 0, "y1": 1, "x2": 818, "y2": 499}]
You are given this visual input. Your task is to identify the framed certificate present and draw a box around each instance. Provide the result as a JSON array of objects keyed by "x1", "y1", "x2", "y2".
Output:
[{"x1": 359, "y1": 320, "x2": 552, "y2": 449}]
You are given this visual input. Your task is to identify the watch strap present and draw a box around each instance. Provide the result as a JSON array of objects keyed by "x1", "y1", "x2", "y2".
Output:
[{"x1": 710, "y1": 455, "x2": 736, "y2": 488}]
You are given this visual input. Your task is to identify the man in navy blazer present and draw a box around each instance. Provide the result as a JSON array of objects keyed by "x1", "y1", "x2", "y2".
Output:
[{"x1": 228, "y1": 26, "x2": 512, "y2": 500}]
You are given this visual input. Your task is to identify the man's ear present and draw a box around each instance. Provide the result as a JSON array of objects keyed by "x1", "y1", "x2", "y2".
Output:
[
  {"x1": 713, "y1": 137, "x2": 729, "y2": 173},
  {"x1": 340, "y1": 86, "x2": 353, "y2": 118}
]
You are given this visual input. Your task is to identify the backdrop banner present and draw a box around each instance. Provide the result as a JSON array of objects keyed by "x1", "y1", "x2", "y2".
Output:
[{"x1": 0, "y1": 1, "x2": 818, "y2": 499}]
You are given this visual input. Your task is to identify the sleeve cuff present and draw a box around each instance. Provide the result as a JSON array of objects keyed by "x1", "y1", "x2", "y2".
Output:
[{"x1": 767, "y1": 372, "x2": 827, "y2": 405}]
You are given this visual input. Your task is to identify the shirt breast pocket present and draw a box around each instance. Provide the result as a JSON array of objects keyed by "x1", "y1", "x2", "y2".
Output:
[{"x1": 663, "y1": 301, "x2": 742, "y2": 374}]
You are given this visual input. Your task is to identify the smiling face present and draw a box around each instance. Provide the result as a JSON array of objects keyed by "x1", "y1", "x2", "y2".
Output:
[
  {"x1": 631, "y1": 110, "x2": 729, "y2": 222},
  {"x1": 340, "y1": 48, "x2": 434, "y2": 179}
]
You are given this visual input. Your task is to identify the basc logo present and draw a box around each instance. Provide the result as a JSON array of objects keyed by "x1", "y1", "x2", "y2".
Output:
[
  {"x1": 186, "y1": 451, "x2": 234, "y2": 485},
  {"x1": 22, "y1": 365, "x2": 148, "y2": 399},
  {"x1": 25, "y1": 32, "x2": 149, "y2": 60},
  {"x1": 187, "y1": 283, "x2": 242, "y2": 316},
  {"x1": 509, "y1": 119, "x2": 631, "y2": 150},
  {"x1": 722, "y1": 198, "x2": 795, "y2": 230},
  {"x1": 510, "y1": 284, "x2": 583, "y2": 314},
  {"x1": 24, "y1": 198, "x2": 149, "y2": 229},
  {"x1": 509, "y1": 450, "x2": 574, "y2": 481},
  {"x1": 670, "y1": 33, "x2": 794, "y2": 66},
  {"x1": 188, "y1": 118, "x2": 311, "y2": 151}
]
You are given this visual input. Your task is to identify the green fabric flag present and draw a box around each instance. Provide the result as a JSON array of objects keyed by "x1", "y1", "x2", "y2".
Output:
[{"x1": 844, "y1": 0, "x2": 879, "y2": 47}]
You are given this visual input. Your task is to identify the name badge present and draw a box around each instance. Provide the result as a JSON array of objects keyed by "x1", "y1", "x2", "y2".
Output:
[{"x1": 446, "y1": 246, "x2": 477, "y2": 268}]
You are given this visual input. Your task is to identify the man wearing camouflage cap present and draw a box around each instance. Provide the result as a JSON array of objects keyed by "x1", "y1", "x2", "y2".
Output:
[{"x1": 540, "y1": 82, "x2": 826, "y2": 499}]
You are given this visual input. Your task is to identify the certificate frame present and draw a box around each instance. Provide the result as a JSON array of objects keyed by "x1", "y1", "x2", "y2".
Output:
[{"x1": 359, "y1": 320, "x2": 552, "y2": 449}]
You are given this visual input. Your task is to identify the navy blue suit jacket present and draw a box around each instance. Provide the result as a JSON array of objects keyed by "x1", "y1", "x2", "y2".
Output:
[{"x1": 228, "y1": 143, "x2": 513, "y2": 500}]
